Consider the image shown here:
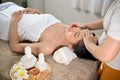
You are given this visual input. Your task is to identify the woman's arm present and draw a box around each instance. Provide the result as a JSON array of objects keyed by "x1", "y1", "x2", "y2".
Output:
[
  {"x1": 9, "y1": 10, "x2": 40, "y2": 56},
  {"x1": 82, "y1": 30, "x2": 120, "y2": 62}
]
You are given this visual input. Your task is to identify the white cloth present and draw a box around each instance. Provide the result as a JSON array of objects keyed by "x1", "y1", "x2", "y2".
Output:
[
  {"x1": 53, "y1": 47, "x2": 77, "y2": 65},
  {"x1": 0, "y1": 2, "x2": 61, "y2": 42},
  {"x1": 72, "y1": 0, "x2": 114, "y2": 16},
  {"x1": 18, "y1": 13, "x2": 61, "y2": 42},
  {"x1": 0, "y1": 3, "x2": 24, "y2": 41},
  {"x1": 99, "y1": 0, "x2": 120, "y2": 70},
  {"x1": 0, "y1": 2, "x2": 15, "y2": 11}
]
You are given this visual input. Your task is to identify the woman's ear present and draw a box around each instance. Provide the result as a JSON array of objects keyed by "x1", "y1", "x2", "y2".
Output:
[{"x1": 67, "y1": 25, "x2": 73, "y2": 32}]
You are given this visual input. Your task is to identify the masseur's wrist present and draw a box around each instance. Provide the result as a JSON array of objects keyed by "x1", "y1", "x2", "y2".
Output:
[{"x1": 82, "y1": 24, "x2": 90, "y2": 30}]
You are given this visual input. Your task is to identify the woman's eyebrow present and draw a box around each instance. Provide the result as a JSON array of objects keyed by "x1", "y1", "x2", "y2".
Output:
[{"x1": 74, "y1": 31, "x2": 80, "y2": 37}]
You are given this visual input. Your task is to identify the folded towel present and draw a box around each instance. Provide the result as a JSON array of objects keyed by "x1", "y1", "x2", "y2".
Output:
[{"x1": 53, "y1": 47, "x2": 77, "y2": 65}]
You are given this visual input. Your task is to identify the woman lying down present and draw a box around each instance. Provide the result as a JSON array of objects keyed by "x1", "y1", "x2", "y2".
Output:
[{"x1": 0, "y1": 2, "x2": 97, "y2": 61}]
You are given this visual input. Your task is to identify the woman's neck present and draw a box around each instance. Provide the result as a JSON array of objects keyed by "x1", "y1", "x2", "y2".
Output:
[{"x1": 55, "y1": 25, "x2": 70, "y2": 47}]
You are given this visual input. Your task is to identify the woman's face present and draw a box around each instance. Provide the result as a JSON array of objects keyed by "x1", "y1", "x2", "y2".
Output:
[{"x1": 66, "y1": 25, "x2": 83, "y2": 45}]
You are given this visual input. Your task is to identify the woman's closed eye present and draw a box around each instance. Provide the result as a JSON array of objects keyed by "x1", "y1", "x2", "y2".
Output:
[{"x1": 74, "y1": 31, "x2": 80, "y2": 37}]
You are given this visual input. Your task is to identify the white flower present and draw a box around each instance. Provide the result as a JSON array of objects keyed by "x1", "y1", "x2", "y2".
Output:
[
  {"x1": 14, "y1": 69, "x2": 29, "y2": 80},
  {"x1": 11, "y1": 62, "x2": 29, "y2": 80},
  {"x1": 11, "y1": 62, "x2": 24, "y2": 72}
]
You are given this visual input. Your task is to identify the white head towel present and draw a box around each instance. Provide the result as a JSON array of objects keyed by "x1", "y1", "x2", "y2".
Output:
[{"x1": 53, "y1": 47, "x2": 77, "y2": 65}]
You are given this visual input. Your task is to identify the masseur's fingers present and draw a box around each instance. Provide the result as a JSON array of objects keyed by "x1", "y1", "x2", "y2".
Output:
[
  {"x1": 82, "y1": 29, "x2": 97, "y2": 44},
  {"x1": 81, "y1": 29, "x2": 88, "y2": 38},
  {"x1": 70, "y1": 22, "x2": 84, "y2": 30}
]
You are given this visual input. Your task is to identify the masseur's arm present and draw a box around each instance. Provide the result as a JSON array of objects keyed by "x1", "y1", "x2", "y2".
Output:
[
  {"x1": 82, "y1": 29, "x2": 120, "y2": 62},
  {"x1": 70, "y1": 19, "x2": 104, "y2": 30},
  {"x1": 9, "y1": 10, "x2": 40, "y2": 56},
  {"x1": 83, "y1": 19, "x2": 103, "y2": 30}
]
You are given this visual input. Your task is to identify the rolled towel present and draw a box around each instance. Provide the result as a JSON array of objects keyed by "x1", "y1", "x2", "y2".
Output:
[{"x1": 53, "y1": 47, "x2": 77, "y2": 65}]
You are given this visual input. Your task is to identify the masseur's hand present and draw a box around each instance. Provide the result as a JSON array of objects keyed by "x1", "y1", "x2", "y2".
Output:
[
  {"x1": 82, "y1": 29, "x2": 98, "y2": 47},
  {"x1": 24, "y1": 8, "x2": 42, "y2": 14},
  {"x1": 70, "y1": 22, "x2": 85, "y2": 29},
  {"x1": 11, "y1": 10, "x2": 24, "y2": 23},
  {"x1": 70, "y1": 22, "x2": 90, "y2": 29}
]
